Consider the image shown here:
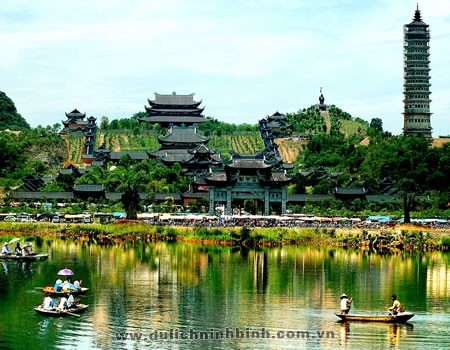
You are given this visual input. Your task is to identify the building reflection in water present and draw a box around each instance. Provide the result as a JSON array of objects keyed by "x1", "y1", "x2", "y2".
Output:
[{"x1": 38, "y1": 238, "x2": 447, "y2": 349}]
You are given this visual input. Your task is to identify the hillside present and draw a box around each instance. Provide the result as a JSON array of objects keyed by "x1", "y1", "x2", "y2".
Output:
[
  {"x1": 65, "y1": 130, "x2": 265, "y2": 164},
  {"x1": 275, "y1": 137, "x2": 308, "y2": 163},
  {"x1": 63, "y1": 105, "x2": 369, "y2": 165}
]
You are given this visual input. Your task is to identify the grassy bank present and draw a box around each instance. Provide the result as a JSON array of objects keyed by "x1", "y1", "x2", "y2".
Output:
[{"x1": 0, "y1": 222, "x2": 449, "y2": 251}]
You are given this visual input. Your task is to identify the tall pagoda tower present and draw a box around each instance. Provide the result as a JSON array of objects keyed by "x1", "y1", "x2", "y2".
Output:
[{"x1": 403, "y1": 5, "x2": 432, "y2": 137}]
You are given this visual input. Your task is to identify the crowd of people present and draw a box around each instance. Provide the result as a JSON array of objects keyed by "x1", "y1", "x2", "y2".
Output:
[
  {"x1": 41, "y1": 277, "x2": 83, "y2": 311},
  {"x1": 144, "y1": 215, "x2": 450, "y2": 230},
  {"x1": 53, "y1": 277, "x2": 81, "y2": 292}
]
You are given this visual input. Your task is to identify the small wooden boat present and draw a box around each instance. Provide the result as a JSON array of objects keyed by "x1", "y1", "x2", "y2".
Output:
[
  {"x1": 36, "y1": 286, "x2": 89, "y2": 296},
  {"x1": 0, "y1": 253, "x2": 49, "y2": 261},
  {"x1": 335, "y1": 312, "x2": 414, "y2": 323},
  {"x1": 34, "y1": 304, "x2": 88, "y2": 317}
]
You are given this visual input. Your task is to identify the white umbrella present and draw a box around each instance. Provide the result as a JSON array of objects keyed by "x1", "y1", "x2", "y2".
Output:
[{"x1": 8, "y1": 238, "x2": 20, "y2": 244}]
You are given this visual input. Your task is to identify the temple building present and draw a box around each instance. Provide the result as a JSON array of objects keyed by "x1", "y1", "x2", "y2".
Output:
[
  {"x1": 76, "y1": 91, "x2": 292, "y2": 215},
  {"x1": 82, "y1": 116, "x2": 97, "y2": 163},
  {"x1": 148, "y1": 125, "x2": 213, "y2": 165},
  {"x1": 137, "y1": 92, "x2": 220, "y2": 171},
  {"x1": 180, "y1": 173, "x2": 209, "y2": 206},
  {"x1": 137, "y1": 92, "x2": 206, "y2": 127},
  {"x1": 181, "y1": 144, "x2": 221, "y2": 176},
  {"x1": 91, "y1": 144, "x2": 111, "y2": 167},
  {"x1": 265, "y1": 111, "x2": 290, "y2": 137},
  {"x1": 403, "y1": 5, "x2": 432, "y2": 137},
  {"x1": 61, "y1": 109, "x2": 89, "y2": 133},
  {"x1": 205, "y1": 153, "x2": 292, "y2": 216}
]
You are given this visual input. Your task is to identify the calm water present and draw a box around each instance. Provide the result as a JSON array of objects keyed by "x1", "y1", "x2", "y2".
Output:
[{"x1": 0, "y1": 237, "x2": 448, "y2": 350}]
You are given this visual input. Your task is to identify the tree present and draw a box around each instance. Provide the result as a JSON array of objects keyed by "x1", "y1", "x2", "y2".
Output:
[
  {"x1": 369, "y1": 118, "x2": 383, "y2": 133},
  {"x1": 114, "y1": 168, "x2": 147, "y2": 219},
  {"x1": 100, "y1": 116, "x2": 109, "y2": 129},
  {"x1": 361, "y1": 135, "x2": 433, "y2": 222},
  {"x1": 243, "y1": 199, "x2": 256, "y2": 214},
  {"x1": 120, "y1": 179, "x2": 142, "y2": 219}
]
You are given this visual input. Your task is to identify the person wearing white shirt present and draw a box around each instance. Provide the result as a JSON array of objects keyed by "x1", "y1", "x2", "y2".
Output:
[
  {"x1": 1, "y1": 243, "x2": 11, "y2": 255},
  {"x1": 66, "y1": 293, "x2": 75, "y2": 309},
  {"x1": 57, "y1": 296, "x2": 68, "y2": 310},
  {"x1": 340, "y1": 293, "x2": 352, "y2": 314},
  {"x1": 43, "y1": 294, "x2": 55, "y2": 310}
]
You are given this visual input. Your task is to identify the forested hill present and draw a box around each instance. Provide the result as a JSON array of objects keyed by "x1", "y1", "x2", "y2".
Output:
[
  {"x1": 67, "y1": 104, "x2": 370, "y2": 164},
  {"x1": 0, "y1": 91, "x2": 30, "y2": 130},
  {"x1": 0, "y1": 92, "x2": 373, "y2": 185}
]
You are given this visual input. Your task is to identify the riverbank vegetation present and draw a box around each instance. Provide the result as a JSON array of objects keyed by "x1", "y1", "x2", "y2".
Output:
[{"x1": 1, "y1": 222, "x2": 449, "y2": 251}]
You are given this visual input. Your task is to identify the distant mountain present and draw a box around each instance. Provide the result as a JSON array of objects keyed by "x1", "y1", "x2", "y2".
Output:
[{"x1": 0, "y1": 91, "x2": 30, "y2": 130}]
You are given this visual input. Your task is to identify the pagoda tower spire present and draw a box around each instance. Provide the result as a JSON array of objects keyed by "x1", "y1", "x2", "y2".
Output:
[{"x1": 402, "y1": 4, "x2": 432, "y2": 137}]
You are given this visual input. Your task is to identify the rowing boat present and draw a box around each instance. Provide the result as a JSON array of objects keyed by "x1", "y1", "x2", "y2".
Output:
[
  {"x1": 335, "y1": 312, "x2": 414, "y2": 323},
  {"x1": 0, "y1": 253, "x2": 49, "y2": 261},
  {"x1": 36, "y1": 286, "x2": 89, "y2": 296},
  {"x1": 34, "y1": 304, "x2": 88, "y2": 317}
]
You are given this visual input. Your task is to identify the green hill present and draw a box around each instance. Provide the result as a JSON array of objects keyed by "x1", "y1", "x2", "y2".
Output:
[
  {"x1": 64, "y1": 105, "x2": 368, "y2": 165},
  {"x1": 0, "y1": 91, "x2": 30, "y2": 131}
]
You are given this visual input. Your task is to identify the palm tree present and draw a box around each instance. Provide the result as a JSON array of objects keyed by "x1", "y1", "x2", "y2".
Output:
[{"x1": 110, "y1": 168, "x2": 147, "y2": 220}]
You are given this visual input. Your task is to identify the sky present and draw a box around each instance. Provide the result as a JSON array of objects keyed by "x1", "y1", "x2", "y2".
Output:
[{"x1": 1, "y1": 0, "x2": 450, "y2": 136}]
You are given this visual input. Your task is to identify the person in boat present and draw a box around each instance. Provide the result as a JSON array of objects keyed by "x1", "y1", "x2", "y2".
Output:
[
  {"x1": 14, "y1": 243, "x2": 22, "y2": 256},
  {"x1": 73, "y1": 279, "x2": 81, "y2": 290},
  {"x1": 22, "y1": 244, "x2": 33, "y2": 256},
  {"x1": 60, "y1": 278, "x2": 77, "y2": 292},
  {"x1": 66, "y1": 291, "x2": 75, "y2": 309},
  {"x1": 1, "y1": 243, "x2": 11, "y2": 255},
  {"x1": 54, "y1": 279, "x2": 63, "y2": 292},
  {"x1": 388, "y1": 294, "x2": 404, "y2": 315},
  {"x1": 57, "y1": 295, "x2": 68, "y2": 310},
  {"x1": 43, "y1": 293, "x2": 55, "y2": 310},
  {"x1": 340, "y1": 293, "x2": 353, "y2": 314}
]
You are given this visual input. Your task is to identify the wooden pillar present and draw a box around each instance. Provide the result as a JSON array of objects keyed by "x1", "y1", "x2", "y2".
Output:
[
  {"x1": 281, "y1": 187, "x2": 287, "y2": 215},
  {"x1": 264, "y1": 187, "x2": 270, "y2": 216},
  {"x1": 208, "y1": 187, "x2": 215, "y2": 216},
  {"x1": 226, "y1": 187, "x2": 232, "y2": 215}
]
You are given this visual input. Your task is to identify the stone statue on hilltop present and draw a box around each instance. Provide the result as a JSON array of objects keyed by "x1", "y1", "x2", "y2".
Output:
[{"x1": 319, "y1": 87, "x2": 325, "y2": 105}]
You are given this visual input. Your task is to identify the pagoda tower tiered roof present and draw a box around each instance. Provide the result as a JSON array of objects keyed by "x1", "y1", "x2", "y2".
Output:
[
  {"x1": 181, "y1": 144, "x2": 221, "y2": 175},
  {"x1": 403, "y1": 5, "x2": 432, "y2": 137},
  {"x1": 138, "y1": 92, "x2": 206, "y2": 127},
  {"x1": 158, "y1": 125, "x2": 209, "y2": 146},
  {"x1": 148, "y1": 124, "x2": 215, "y2": 167},
  {"x1": 61, "y1": 108, "x2": 89, "y2": 132}
]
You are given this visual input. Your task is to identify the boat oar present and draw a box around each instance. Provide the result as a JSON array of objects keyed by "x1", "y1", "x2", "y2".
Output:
[
  {"x1": 386, "y1": 307, "x2": 397, "y2": 320},
  {"x1": 60, "y1": 309, "x2": 80, "y2": 317}
]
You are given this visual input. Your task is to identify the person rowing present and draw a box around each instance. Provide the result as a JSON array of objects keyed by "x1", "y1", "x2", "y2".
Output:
[
  {"x1": 387, "y1": 293, "x2": 404, "y2": 315},
  {"x1": 340, "y1": 293, "x2": 353, "y2": 314}
]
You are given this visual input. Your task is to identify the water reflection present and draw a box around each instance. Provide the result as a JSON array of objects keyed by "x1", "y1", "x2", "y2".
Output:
[
  {"x1": 338, "y1": 321, "x2": 416, "y2": 350},
  {"x1": 0, "y1": 237, "x2": 448, "y2": 349}
]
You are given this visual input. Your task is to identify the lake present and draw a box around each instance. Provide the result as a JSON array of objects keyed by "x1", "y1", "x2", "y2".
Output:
[{"x1": 0, "y1": 237, "x2": 448, "y2": 349}]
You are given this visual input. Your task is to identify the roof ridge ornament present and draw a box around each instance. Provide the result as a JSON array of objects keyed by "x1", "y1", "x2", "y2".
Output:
[{"x1": 414, "y1": 3, "x2": 422, "y2": 22}]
